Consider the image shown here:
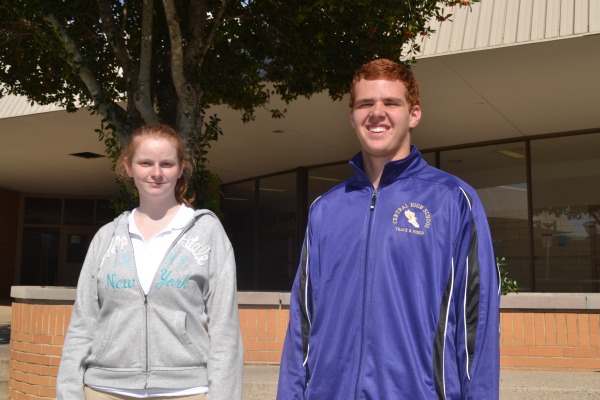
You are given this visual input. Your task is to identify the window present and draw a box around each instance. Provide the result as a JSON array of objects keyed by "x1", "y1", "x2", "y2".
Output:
[
  {"x1": 220, "y1": 132, "x2": 600, "y2": 293},
  {"x1": 531, "y1": 134, "x2": 600, "y2": 292},
  {"x1": 221, "y1": 180, "x2": 257, "y2": 290},
  {"x1": 257, "y1": 173, "x2": 298, "y2": 290},
  {"x1": 308, "y1": 164, "x2": 353, "y2": 205},
  {"x1": 19, "y1": 197, "x2": 116, "y2": 286},
  {"x1": 440, "y1": 143, "x2": 531, "y2": 290}
]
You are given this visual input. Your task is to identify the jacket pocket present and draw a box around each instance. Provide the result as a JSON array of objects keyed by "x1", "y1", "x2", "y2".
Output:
[
  {"x1": 147, "y1": 305, "x2": 209, "y2": 369},
  {"x1": 90, "y1": 305, "x2": 145, "y2": 369}
]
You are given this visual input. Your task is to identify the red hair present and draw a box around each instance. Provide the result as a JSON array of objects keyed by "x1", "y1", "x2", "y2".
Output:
[
  {"x1": 349, "y1": 59, "x2": 420, "y2": 109},
  {"x1": 115, "y1": 124, "x2": 196, "y2": 206}
]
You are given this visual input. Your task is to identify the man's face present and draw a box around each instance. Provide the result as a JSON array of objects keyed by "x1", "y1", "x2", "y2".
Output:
[{"x1": 349, "y1": 78, "x2": 421, "y2": 163}]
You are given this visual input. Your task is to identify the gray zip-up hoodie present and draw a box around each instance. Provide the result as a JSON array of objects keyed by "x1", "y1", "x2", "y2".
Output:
[{"x1": 56, "y1": 210, "x2": 243, "y2": 400}]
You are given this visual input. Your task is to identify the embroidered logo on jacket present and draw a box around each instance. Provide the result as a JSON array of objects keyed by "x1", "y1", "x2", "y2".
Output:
[
  {"x1": 392, "y1": 203, "x2": 432, "y2": 235},
  {"x1": 102, "y1": 234, "x2": 138, "y2": 291},
  {"x1": 179, "y1": 234, "x2": 211, "y2": 265}
]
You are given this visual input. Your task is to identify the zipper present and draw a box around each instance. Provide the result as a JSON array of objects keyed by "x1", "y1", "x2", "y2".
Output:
[
  {"x1": 128, "y1": 213, "x2": 199, "y2": 387},
  {"x1": 144, "y1": 294, "x2": 149, "y2": 386},
  {"x1": 370, "y1": 188, "x2": 378, "y2": 211},
  {"x1": 354, "y1": 186, "x2": 379, "y2": 398}
]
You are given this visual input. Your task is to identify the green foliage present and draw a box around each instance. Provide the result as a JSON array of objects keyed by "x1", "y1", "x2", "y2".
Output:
[
  {"x1": 497, "y1": 257, "x2": 519, "y2": 295},
  {"x1": 0, "y1": 0, "x2": 479, "y2": 213}
]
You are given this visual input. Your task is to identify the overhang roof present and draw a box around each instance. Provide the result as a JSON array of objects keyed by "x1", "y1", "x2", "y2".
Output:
[{"x1": 1, "y1": 1, "x2": 599, "y2": 197}]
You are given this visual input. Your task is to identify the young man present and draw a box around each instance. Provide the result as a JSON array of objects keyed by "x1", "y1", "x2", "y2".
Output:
[{"x1": 277, "y1": 59, "x2": 500, "y2": 399}]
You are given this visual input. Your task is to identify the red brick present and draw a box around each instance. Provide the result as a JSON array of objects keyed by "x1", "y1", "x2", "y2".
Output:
[
  {"x1": 590, "y1": 314, "x2": 599, "y2": 347},
  {"x1": 245, "y1": 309, "x2": 258, "y2": 341},
  {"x1": 499, "y1": 356, "x2": 513, "y2": 367},
  {"x1": 512, "y1": 357, "x2": 546, "y2": 368},
  {"x1": 566, "y1": 314, "x2": 578, "y2": 347},
  {"x1": 578, "y1": 314, "x2": 590, "y2": 347},
  {"x1": 500, "y1": 313, "x2": 513, "y2": 346},
  {"x1": 500, "y1": 345, "x2": 528, "y2": 356},
  {"x1": 546, "y1": 357, "x2": 583, "y2": 369},
  {"x1": 544, "y1": 313, "x2": 557, "y2": 346},
  {"x1": 512, "y1": 313, "x2": 524, "y2": 346},
  {"x1": 580, "y1": 358, "x2": 600, "y2": 370},
  {"x1": 276, "y1": 309, "x2": 289, "y2": 341},
  {"x1": 522, "y1": 313, "x2": 535, "y2": 345},
  {"x1": 245, "y1": 341, "x2": 269, "y2": 351},
  {"x1": 555, "y1": 313, "x2": 567, "y2": 346},
  {"x1": 563, "y1": 347, "x2": 598, "y2": 358},
  {"x1": 266, "y1": 309, "x2": 277, "y2": 341},
  {"x1": 256, "y1": 310, "x2": 268, "y2": 341},
  {"x1": 534, "y1": 313, "x2": 545, "y2": 346},
  {"x1": 528, "y1": 347, "x2": 562, "y2": 357}
]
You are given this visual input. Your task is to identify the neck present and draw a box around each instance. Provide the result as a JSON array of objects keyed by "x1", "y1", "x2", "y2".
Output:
[
  {"x1": 137, "y1": 196, "x2": 181, "y2": 220},
  {"x1": 361, "y1": 156, "x2": 388, "y2": 189}
]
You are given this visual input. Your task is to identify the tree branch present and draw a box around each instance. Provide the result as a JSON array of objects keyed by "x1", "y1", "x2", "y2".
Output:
[
  {"x1": 161, "y1": 0, "x2": 198, "y2": 136},
  {"x1": 135, "y1": 0, "x2": 159, "y2": 124},
  {"x1": 96, "y1": 0, "x2": 145, "y2": 124},
  {"x1": 161, "y1": 0, "x2": 186, "y2": 96},
  {"x1": 96, "y1": 0, "x2": 131, "y2": 74},
  {"x1": 198, "y1": 0, "x2": 230, "y2": 65},
  {"x1": 44, "y1": 12, "x2": 127, "y2": 142},
  {"x1": 184, "y1": 0, "x2": 207, "y2": 69}
]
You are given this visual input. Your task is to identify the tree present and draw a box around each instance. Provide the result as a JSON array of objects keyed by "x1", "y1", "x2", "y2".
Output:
[{"x1": 0, "y1": 0, "x2": 475, "y2": 209}]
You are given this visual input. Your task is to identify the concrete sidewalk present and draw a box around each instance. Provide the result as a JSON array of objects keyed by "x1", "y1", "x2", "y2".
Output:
[
  {"x1": 244, "y1": 364, "x2": 600, "y2": 400},
  {"x1": 1, "y1": 303, "x2": 599, "y2": 399}
]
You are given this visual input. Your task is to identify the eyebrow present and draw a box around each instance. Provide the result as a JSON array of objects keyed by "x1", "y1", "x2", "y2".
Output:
[{"x1": 354, "y1": 96, "x2": 406, "y2": 105}]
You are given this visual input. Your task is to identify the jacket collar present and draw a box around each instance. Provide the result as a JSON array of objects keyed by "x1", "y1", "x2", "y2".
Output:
[{"x1": 349, "y1": 145, "x2": 426, "y2": 188}]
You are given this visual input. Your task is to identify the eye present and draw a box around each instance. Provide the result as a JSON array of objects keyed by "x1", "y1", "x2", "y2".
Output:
[
  {"x1": 356, "y1": 102, "x2": 372, "y2": 109},
  {"x1": 139, "y1": 161, "x2": 153, "y2": 167},
  {"x1": 160, "y1": 162, "x2": 176, "y2": 168}
]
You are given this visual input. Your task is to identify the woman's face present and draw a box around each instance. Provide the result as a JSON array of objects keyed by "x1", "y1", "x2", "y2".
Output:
[{"x1": 125, "y1": 136, "x2": 183, "y2": 201}]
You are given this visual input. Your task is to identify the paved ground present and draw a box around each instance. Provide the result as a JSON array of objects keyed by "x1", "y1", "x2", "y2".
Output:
[{"x1": 0, "y1": 303, "x2": 598, "y2": 399}]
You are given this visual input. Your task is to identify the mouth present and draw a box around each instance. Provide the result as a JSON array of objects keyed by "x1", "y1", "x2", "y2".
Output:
[{"x1": 367, "y1": 125, "x2": 388, "y2": 136}]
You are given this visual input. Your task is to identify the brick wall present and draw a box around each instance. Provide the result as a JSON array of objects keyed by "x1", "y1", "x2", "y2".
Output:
[
  {"x1": 239, "y1": 307, "x2": 289, "y2": 364},
  {"x1": 9, "y1": 302, "x2": 70, "y2": 400},
  {"x1": 8, "y1": 290, "x2": 600, "y2": 399},
  {"x1": 501, "y1": 311, "x2": 600, "y2": 371}
]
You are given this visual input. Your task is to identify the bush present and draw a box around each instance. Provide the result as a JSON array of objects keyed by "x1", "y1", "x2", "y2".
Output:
[{"x1": 497, "y1": 257, "x2": 519, "y2": 295}]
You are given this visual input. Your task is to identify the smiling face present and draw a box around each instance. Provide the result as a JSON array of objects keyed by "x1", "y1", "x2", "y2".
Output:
[
  {"x1": 350, "y1": 78, "x2": 422, "y2": 163},
  {"x1": 124, "y1": 137, "x2": 183, "y2": 202}
]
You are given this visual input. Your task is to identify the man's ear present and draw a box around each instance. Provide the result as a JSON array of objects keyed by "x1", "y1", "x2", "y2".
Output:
[{"x1": 409, "y1": 105, "x2": 422, "y2": 129}]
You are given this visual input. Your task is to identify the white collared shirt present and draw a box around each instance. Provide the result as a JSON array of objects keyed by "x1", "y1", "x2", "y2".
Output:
[{"x1": 128, "y1": 204, "x2": 195, "y2": 295}]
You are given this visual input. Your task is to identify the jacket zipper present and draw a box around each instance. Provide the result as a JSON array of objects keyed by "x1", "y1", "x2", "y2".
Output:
[
  {"x1": 354, "y1": 187, "x2": 379, "y2": 399},
  {"x1": 144, "y1": 294, "x2": 149, "y2": 387},
  {"x1": 370, "y1": 188, "x2": 378, "y2": 211},
  {"x1": 129, "y1": 214, "x2": 199, "y2": 386}
]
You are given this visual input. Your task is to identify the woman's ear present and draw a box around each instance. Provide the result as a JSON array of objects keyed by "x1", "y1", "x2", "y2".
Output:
[{"x1": 124, "y1": 158, "x2": 133, "y2": 177}]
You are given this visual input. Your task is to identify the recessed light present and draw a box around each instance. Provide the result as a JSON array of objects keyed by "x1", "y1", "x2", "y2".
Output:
[
  {"x1": 70, "y1": 152, "x2": 105, "y2": 159},
  {"x1": 497, "y1": 149, "x2": 525, "y2": 159},
  {"x1": 309, "y1": 176, "x2": 343, "y2": 182}
]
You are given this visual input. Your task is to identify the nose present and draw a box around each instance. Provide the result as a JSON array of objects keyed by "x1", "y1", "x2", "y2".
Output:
[
  {"x1": 151, "y1": 164, "x2": 162, "y2": 177},
  {"x1": 369, "y1": 103, "x2": 385, "y2": 118}
]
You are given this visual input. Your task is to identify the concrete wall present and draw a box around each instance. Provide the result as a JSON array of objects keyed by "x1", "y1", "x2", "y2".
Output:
[{"x1": 7, "y1": 288, "x2": 600, "y2": 399}]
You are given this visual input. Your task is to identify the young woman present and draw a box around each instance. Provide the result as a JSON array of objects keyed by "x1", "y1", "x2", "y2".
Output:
[{"x1": 56, "y1": 124, "x2": 243, "y2": 400}]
